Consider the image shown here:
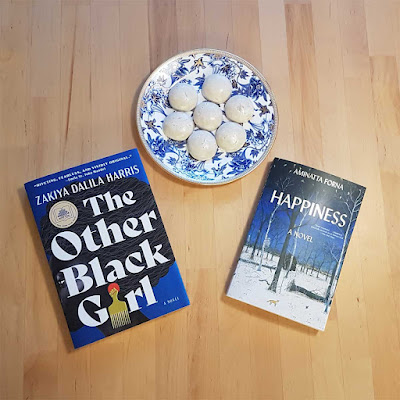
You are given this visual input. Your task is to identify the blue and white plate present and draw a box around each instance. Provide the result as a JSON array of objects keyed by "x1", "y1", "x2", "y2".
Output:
[{"x1": 136, "y1": 48, "x2": 278, "y2": 185}]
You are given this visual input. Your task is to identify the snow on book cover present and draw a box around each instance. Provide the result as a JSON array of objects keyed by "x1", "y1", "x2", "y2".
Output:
[
  {"x1": 227, "y1": 158, "x2": 365, "y2": 330},
  {"x1": 25, "y1": 149, "x2": 189, "y2": 348}
]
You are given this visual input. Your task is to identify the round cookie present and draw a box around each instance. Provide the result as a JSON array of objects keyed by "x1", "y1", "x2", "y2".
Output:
[
  {"x1": 162, "y1": 112, "x2": 194, "y2": 141},
  {"x1": 201, "y1": 74, "x2": 232, "y2": 104},
  {"x1": 168, "y1": 83, "x2": 198, "y2": 111},
  {"x1": 224, "y1": 95, "x2": 254, "y2": 123},
  {"x1": 193, "y1": 102, "x2": 223, "y2": 131},
  {"x1": 216, "y1": 122, "x2": 246, "y2": 152},
  {"x1": 187, "y1": 130, "x2": 218, "y2": 161}
]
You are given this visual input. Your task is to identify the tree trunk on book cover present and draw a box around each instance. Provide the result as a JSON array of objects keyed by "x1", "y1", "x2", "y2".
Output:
[
  {"x1": 324, "y1": 187, "x2": 364, "y2": 311},
  {"x1": 250, "y1": 201, "x2": 269, "y2": 259},
  {"x1": 285, "y1": 210, "x2": 307, "y2": 278},
  {"x1": 256, "y1": 232, "x2": 269, "y2": 271},
  {"x1": 250, "y1": 227, "x2": 263, "y2": 259},
  {"x1": 317, "y1": 257, "x2": 327, "y2": 278},
  {"x1": 325, "y1": 244, "x2": 348, "y2": 311},
  {"x1": 251, "y1": 222, "x2": 269, "y2": 259},
  {"x1": 245, "y1": 225, "x2": 255, "y2": 252},
  {"x1": 324, "y1": 221, "x2": 350, "y2": 311},
  {"x1": 257, "y1": 204, "x2": 280, "y2": 270},
  {"x1": 269, "y1": 209, "x2": 299, "y2": 292},
  {"x1": 325, "y1": 262, "x2": 338, "y2": 304}
]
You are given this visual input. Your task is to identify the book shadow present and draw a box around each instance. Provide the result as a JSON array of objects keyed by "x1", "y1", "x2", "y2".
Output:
[{"x1": 18, "y1": 187, "x2": 76, "y2": 352}]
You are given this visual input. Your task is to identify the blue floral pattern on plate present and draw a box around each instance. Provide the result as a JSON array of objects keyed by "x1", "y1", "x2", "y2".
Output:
[{"x1": 136, "y1": 49, "x2": 278, "y2": 185}]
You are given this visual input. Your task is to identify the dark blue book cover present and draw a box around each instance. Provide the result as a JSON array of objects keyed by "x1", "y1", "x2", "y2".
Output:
[
  {"x1": 228, "y1": 158, "x2": 365, "y2": 330},
  {"x1": 25, "y1": 149, "x2": 189, "y2": 348}
]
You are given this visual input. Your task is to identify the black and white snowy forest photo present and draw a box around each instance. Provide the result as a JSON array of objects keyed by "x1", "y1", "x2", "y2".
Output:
[{"x1": 228, "y1": 159, "x2": 365, "y2": 330}]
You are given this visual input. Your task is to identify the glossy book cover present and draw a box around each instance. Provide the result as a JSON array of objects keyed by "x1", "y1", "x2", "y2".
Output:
[
  {"x1": 227, "y1": 158, "x2": 365, "y2": 330},
  {"x1": 25, "y1": 149, "x2": 189, "y2": 348}
]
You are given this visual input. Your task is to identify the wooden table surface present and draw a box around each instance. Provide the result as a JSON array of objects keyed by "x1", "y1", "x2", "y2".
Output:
[{"x1": 1, "y1": 0, "x2": 400, "y2": 399}]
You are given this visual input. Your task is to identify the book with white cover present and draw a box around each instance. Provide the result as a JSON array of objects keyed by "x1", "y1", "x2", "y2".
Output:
[{"x1": 227, "y1": 158, "x2": 365, "y2": 330}]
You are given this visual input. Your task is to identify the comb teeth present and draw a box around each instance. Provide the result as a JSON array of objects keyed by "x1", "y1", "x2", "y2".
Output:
[{"x1": 110, "y1": 310, "x2": 131, "y2": 329}]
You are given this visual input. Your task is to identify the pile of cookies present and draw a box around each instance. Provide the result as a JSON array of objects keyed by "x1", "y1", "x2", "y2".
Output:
[{"x1": 162, "y1": 74, "x2": 254, "y2": 161}]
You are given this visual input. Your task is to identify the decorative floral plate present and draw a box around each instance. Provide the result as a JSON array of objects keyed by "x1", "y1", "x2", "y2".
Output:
[{"x1": 136, "y1": 48, "x2": 278, "y2": 185}]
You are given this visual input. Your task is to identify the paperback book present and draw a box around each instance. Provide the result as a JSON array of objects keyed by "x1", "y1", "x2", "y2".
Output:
[
  {"x1": 25, "y1": 149, "x2": 189, "y2": 348},
  {"x1": 227, "y1": 158, "x2": 365, "y2": 330}
]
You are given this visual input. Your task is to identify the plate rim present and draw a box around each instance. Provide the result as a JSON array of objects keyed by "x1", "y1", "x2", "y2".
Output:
[{"x1": 136, "y1": 47, "x2": 279, "y2": 186}]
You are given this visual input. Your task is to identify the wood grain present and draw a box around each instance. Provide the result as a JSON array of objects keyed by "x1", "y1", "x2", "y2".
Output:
[{"x1": 1, "y1": 0, "x2": 400, "y2": 399}]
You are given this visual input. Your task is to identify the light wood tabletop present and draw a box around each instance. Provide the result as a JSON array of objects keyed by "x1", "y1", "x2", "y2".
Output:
[{"x1": 1, "y1": 0, "x2": 400, "y2": 399}]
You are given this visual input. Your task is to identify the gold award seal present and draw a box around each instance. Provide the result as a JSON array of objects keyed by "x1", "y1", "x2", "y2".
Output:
[{"x1": 49, "y1": 200, "x2": 78, "y2": 229}]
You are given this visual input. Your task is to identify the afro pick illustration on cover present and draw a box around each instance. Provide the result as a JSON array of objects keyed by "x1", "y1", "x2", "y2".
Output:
[{"x1": 25, "y1": 149, "x2": 189, "y2": 348}]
